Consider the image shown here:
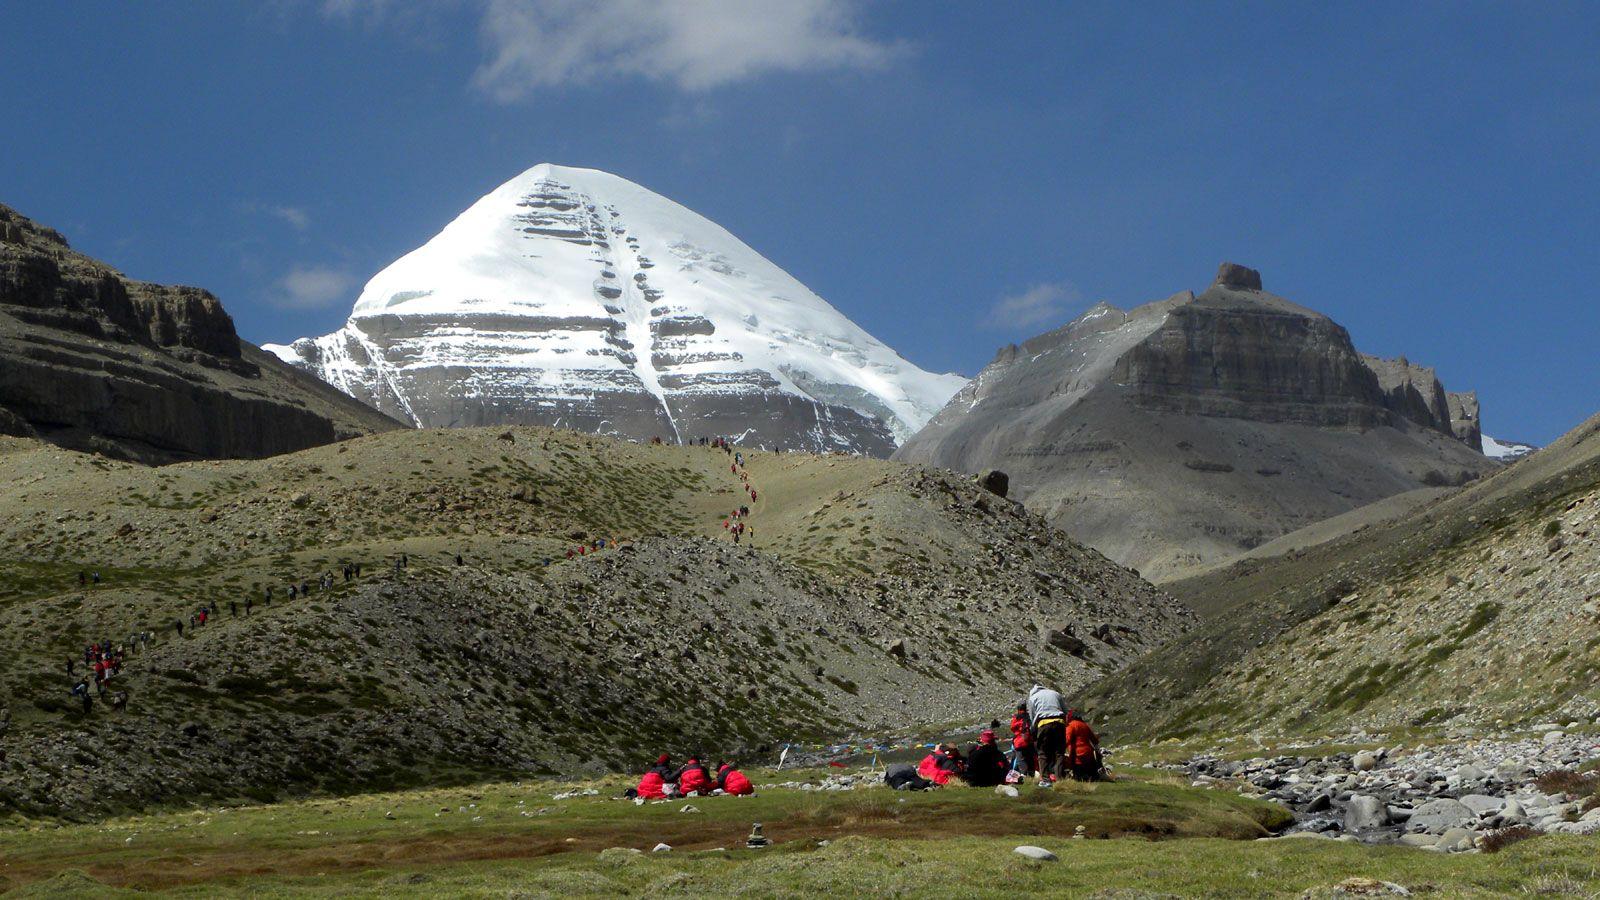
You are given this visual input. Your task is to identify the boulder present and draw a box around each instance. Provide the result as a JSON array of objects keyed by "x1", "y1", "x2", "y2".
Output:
[
  {"x1": 1344, "y1": 795, "x2": 1388, "y2": 831},
  {"x1": 1045, "y1": 628, "x2": 1087, "y2": 656},
  {"x1": 1459, "y1": 794, "x2": 1505, "y2": 817},
  {"x1": 977, "y1": 470, "x2": 1010, "y2": 498},
  {"x1": 1436, "y1": 827, "x2": 1475, "y2": 852},
  {"x1": 884, "y1": 638, "x2": 907, "y2": 658},
  {"x1": 1409, "y1": 799, "x2": 1475, "y2": 834},
  {"x1": 1542, "y1": 730, "x2": 1566, "y2": 743},
  {"x1": 995, "y1": 785, "x2": 1020, "y2": 798},
  {"x1": 1352, "y1": 750, "x2": 1378, "y2": 772},
  {"x1": 1013, "y1": 845, "x2": 1058, "y2": 862}
]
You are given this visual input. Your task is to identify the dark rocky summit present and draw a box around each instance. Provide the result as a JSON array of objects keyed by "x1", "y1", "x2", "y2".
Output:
[
  {"x1": 0, "y1": 204, "x2": 402, "y2": 463},
  {"x1": 895, "y1": 264, "x2": 1496, "y2": 579}
]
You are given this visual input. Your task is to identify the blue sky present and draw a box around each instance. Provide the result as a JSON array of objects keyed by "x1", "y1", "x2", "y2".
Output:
[{"x1": 2, "y1": 2, "x2": 1596, "y2": 443}]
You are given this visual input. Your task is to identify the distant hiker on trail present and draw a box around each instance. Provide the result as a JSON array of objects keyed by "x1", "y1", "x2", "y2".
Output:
[
  {"x1": 174, "y1": 619, "x2": 184, "y2": 638},
  {"x1": 1009, "y1": 703, "x2": 1035, "y2": 777},
  {"x1": 1027, "y1": 684, "x2": 1068, "y2": 785},
  {"x1": 631, "y1": 754, "x2": 676, "y2": 800},
  {"x1": 674, "y1": 756, "x2": 713, "y2": 796},
  {"x1": 455, "y1": 554, "x2": 464, "y2": 566},
  {"x1": 230, "y1": 601, "x2": 237, "y2": 617},
  {"x1": 1065, "y1": 710, "x2": 1106, "y2": 782},
  {"x1": 78, "y1": 571, "x2": 86, "y2": 586},
  {"x1": 716, "y1": 762, "x2": 754, "y2": 796},
  {"x1": 66, "y1": 658, "x2": 75, "y2": 677},
  {"x1": 884, "y1": 761, "x2": 934, "y2": 791},
  {"x1": 963, "y1": 730, "x2": 1009, "y2": 787}
]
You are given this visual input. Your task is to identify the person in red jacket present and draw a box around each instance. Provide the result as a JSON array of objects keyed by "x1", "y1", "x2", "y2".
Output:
[
  {"x1": 716, "y1": 762, "x2": 754, "y2": 796},
  {"x1": 634, "y1": 754, "x2": 674, "y2": 800},
  {"x1": 1008, "y1": 704, "x2": 1035, "y2": 777},
  {"x1": 1064, "y1": 710, "x2": 1104, "y2": 781},
  {"x1": 916, "y1": 744, "x2": 964, "y2": 786},
  {"x1": 675, "y1": 756, "x2": 713, "y2": 795}
]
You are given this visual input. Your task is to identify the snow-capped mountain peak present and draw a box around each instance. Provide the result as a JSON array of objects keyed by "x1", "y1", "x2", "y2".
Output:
[{"x1": 267, "y1": 163, "x2": 964, "y2": 453}]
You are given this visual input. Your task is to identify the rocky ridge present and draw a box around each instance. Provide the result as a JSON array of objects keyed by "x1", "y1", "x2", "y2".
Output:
[
  {"x1": 896, "y1": 263, "x2": 1495, "y2": 579},
  {"x1": 0, "y1": 204, "x2": 402, "y2": 463}
]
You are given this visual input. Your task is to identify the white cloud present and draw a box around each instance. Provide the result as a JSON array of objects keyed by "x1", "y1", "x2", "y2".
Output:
[
  {"x1": 267, "y1": 205, "x2": 311, "y2": 230},
  {"x1": 240, "y1": 201, "x2": 311, "y2": 230},
  {"x1": 321, "y1": 0, "x2": 904, "y2": 100},
  {"x1": 272, "y1": 265, "x2": 357, "y2": 309},
  {"x1": 984, "y1": 283, "x2": 1081, "y2": 330}
]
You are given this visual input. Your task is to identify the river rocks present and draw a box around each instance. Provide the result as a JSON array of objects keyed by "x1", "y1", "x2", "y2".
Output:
[
  {"x1": 1352, "y1": 751, "x2": 1379, "y2": 771},
  {"x1": 1174, "y1": 728, "x2": 1600, "y2": 847},
  {"x1": 1408, "y1": 799, "x2": 1475, "y2": 834},
  {"x1": 1344, "y1": 795, "x2": 1387, "y2": 830},
  {"x1": 1435, "y1": 826, "x2": 1475, "y2": 852},
  {"x1": 1458, "y1": 794, "x2": 1504, "y2": 816},
  {"x1": 1542, "y1": 730, "x2": 1566, "y2": 743}
]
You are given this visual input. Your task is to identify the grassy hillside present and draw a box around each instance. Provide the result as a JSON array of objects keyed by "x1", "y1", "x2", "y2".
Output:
[
  {"x1": 1081, "y1": 411, "x2": 1600, "y2": 741},
  {"x1": 0, "y1": 427, "x2": 1191, "y2": 819}
]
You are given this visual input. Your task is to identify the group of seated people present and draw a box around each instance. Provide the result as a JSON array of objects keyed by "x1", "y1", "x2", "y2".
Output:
[
  {"x1": 630, "y1": 754, "x2": 754, "y2": 800},
  {"x1": 887, "y1": 690, "x2": 1106, "y2": 791}
]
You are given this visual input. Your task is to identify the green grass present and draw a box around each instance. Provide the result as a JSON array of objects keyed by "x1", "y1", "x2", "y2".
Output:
[{"x1": 0, "y1": 773, "x2": 1594, "y2": 897}]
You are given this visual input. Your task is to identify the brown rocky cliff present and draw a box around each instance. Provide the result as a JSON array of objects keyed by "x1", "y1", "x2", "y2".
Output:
[{"x1": 0, "y1": 203, "x2": 401, "y2": 462}]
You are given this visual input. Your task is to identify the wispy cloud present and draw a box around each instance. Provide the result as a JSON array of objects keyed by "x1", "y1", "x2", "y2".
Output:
[
  {"x1": 240, "y1": 201, "x2": 311, "y2": 231},
  {"x1": 984, "y1": 282, "x2": 1082, "y2": 330},
  {"x1": 321, "y1": 0, "x2": 905, "y2": 101},
  {"x1": 271, "y1": 265, "x2": 357, "y2": 309}
]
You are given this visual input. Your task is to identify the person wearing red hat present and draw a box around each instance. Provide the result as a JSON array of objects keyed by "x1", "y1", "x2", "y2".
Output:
[{"x1": 963, "y1": 729, "x2": 1010, "y2": 787}]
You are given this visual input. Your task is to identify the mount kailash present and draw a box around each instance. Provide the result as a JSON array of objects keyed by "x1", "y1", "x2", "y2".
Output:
[{"x1": 267, "y1": 164, "x2": 964, "y2": 456}]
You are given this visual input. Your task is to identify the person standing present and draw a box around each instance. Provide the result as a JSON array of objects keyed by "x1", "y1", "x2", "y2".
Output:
[{"x1": 1065, "y1": 710, "x2": 1104, "y2": 781}]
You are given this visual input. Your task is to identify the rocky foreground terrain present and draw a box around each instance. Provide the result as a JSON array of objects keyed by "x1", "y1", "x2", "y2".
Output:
[
  {"x1": 1177, "y1": 726, "x2": 1600, "y2": 851},
  {"x1": 0, "y1": 426, "x2": 1191, "y2": 819},
  {"x1": 896, "y1": 263, "x2": 1496, "y2": 580},
  {"x1": 0, "y1": 204, "x2": 402, "y2": 463}
]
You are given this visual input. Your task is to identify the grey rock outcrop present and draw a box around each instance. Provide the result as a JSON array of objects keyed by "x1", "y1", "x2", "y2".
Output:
[
  {"x1": 0, "y1": 204, "x2": 402, "y2": 463},
  {"x1": 896, "y1": 264, "x2": 1497, "y2": 579}
]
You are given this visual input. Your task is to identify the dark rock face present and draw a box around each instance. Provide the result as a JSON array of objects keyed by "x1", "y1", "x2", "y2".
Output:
[
  {"x1": 0, "y1": 204, "x2": 402, "y2": 463},
  {"x1": 896, "y1": 265, "x2": 1497, "y2": 579},
  {"x1": 978, "y1": 470, "x2": 1010, "y2": 497},
  {"x1": 1214, "y1": 262, "x2": 1263, "y2": 290}
]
